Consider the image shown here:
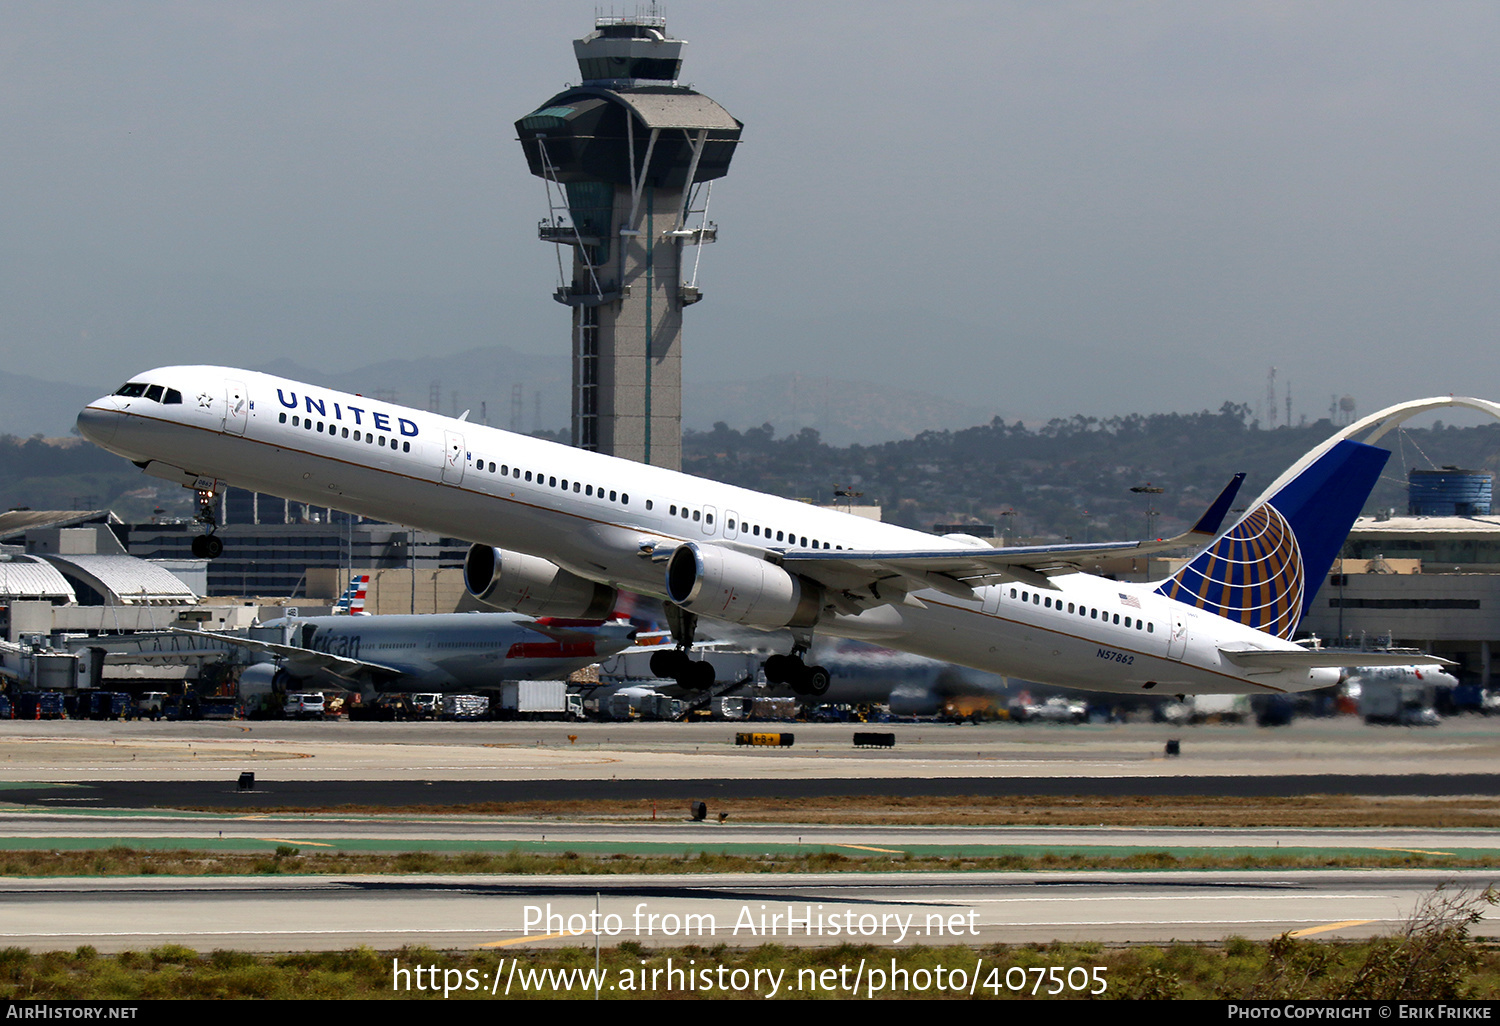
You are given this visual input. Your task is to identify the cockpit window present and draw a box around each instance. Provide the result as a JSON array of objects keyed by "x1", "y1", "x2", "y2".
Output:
[{"x1": 114, "y1": 382, "x2": 182, "y2": 404}]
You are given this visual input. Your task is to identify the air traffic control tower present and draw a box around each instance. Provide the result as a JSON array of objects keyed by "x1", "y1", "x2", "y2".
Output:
[{"x1": 516, "y1": 12, "x2": 741, "y2": 470}]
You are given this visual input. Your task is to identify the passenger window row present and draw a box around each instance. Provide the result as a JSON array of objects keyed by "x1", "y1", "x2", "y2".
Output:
[
  {"x1": 1009, "y1": 587, "x2": 1154, "y2": 633},
  {"x1": 647, "y1": 504, "x2": 839, "y2": 549},
  {"x1": 485, "y1": 460, "x2": 629, "y2": 507},
  {"x1": 279, "y1": 412, "x2": 411, "y2": 453}
]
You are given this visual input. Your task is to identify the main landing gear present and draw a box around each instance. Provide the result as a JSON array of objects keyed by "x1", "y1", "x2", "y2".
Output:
[
  {"x1": 651, "y1": 605, "x2": 717, "y2": 692},
  {"x1": 764, "y1": 649, "x2": 831, "y2": 697},
  {"x1": 189, "y1": 486, "x2": 223, "y2": 560}
]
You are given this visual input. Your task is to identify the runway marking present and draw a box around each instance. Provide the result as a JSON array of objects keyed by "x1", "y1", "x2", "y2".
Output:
[
  {"x1": 258, "y1": 837, "x2": 335, "y2": 847},
  {"x1": 1371, "y1": 846, "x2": 1456, "y2": 856},
  {"x1": 480, "y1": 933, "x2": 577, "y2": 948},
  {"x1": 1288, "y1": 920, "x2": 1375, "y2": 937},
  {"x1": 834, "y1": 844, "x2": 905, "y2": 854}
]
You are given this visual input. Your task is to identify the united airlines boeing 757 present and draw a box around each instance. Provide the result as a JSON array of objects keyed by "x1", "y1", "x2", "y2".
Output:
[{"x1": 76, "y1": 367, "x2": 1436, "y2": 698}]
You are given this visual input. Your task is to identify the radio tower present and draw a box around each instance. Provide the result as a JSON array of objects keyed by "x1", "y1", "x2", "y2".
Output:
[{"x1": 516, "y1": 8, "x2": 742, "y2": 470}]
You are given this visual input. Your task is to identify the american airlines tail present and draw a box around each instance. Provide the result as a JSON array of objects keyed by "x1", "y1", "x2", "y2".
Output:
[
  {"x1": 1154, "y1": 439, "x2": 1390, "y2": 638},
  {"x1": 333, "y1": 574, "x2": 370, "y2": 615}
]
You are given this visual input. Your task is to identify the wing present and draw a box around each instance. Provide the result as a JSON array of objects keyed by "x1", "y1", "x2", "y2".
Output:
[
  {"x1": 168, "y1": 628, "x2": 406, "y2": 685},
  {"x1": 67, "y1": 630, "x2": 239, "y2": 664},
  {"x1": 776, "y1": 474, "x2": 1246, "y2": 606}
]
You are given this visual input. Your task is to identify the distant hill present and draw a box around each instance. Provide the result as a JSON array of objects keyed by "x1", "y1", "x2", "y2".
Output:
[
  {"x1": 0, "y1": 370, "x2": 106, "y2": 438},
  {"x1": 685, "y1": 375, "x2": 1001, "y2": 446}
]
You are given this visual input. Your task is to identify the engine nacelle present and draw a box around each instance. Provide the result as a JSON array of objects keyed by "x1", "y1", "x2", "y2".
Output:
[
  {"x1": 464, "y1": 544, "x2": 617, "y2": 619},
  {"x1": 665, "y1": 543, "x2": 822, "y2": 629},
  {"x1": 235, "y1": 663, "x2": 292, "y2": 697}
]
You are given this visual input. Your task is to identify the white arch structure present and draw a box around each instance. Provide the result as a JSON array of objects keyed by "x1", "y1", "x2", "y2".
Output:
[{"x1": 1249, "y1": 396, "x2": 1500, "y2": 511}]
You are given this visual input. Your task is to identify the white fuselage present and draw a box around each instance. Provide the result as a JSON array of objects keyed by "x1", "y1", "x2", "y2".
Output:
[{"x1": 78, "y1": 366, "x2": 1337, "y2": 696}]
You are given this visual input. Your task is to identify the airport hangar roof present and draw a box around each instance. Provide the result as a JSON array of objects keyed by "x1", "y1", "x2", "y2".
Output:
[
  {"x1": 41, "y1": 554, "x2": 198, "y2": 606},
  {"x1": 0, "y1": 552, "x2": 76, "y2": 603},
  {"x1": 1350, "y1": 515, "x2": 1500, "y2": 537},
  {"x1": 0, "y1": 510, "x2": 120, "y2": 543}
]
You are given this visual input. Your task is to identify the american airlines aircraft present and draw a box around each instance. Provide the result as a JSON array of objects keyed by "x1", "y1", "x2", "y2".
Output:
[
  {"x1": 88, "y1": 577, "x2": 640, "y2": 694},
  {"x1": 226, "y1": 611, "x2": 640, "y2": 695},
  {"x1": 76, "y1": 367, "x2": 1429, "y2": 699}
]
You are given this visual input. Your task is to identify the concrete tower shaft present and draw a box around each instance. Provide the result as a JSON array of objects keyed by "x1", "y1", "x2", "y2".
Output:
[{"x1": 516, "y1": 14, "x2": 741, "y2": 470}]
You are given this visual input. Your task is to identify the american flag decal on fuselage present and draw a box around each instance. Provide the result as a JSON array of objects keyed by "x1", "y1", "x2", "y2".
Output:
[{"x1": 1154, "y1": 503, "x2": 1304, "y2": 639}]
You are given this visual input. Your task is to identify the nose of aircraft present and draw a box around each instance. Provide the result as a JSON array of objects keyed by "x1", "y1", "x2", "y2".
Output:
[{"x1": 76, "y1": 402, "x2": 119, "y2": 448}]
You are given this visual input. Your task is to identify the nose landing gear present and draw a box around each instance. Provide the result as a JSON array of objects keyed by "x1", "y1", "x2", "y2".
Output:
[{"x1": 189, "y1": 486, "x2": 223, "y2": 560}]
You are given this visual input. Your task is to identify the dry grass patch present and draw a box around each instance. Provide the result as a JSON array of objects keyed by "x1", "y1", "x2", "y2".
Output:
[{"x1": 187, "y1": 794, "x2": 1500, "y2": 829}]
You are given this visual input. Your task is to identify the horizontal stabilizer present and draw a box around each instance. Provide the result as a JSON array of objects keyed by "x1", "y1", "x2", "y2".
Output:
[{"x1": 1219, "y1": 644, "x2": 1454, "y2": 670}]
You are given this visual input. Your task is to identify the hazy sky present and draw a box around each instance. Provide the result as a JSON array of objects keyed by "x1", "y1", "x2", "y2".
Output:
[{"x1": 4, "y1": 2, "x2": 1498, "y2": 426}]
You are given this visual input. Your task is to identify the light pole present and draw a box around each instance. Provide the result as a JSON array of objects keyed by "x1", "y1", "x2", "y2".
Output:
[
  {"x1": 998, "y1": 508, "x2": 1017, "y2": 547},
  {"x1": 1131, "y1": 484, "x2": 1164, "y2": 539}
]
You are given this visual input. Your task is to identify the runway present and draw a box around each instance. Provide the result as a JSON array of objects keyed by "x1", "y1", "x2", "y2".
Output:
[
  {"x1": 2, "y1": 716, "x2": 1499, "y2": 790},
  {"x1": 1, "y1": 869, "x2": 1494, "y2": 952},
  {"x1": 0, "y1": 717, "x2": 1496, "y2": 952}
]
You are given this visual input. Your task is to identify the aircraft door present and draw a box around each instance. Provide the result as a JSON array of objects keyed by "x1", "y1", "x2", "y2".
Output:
[
  {"x1": 1168, "y1": 617, "x2": 1188, "y2": 661},
  {"x1": 442, "y1": 431, "x2": 465, "y2": 485},
  {"x1": 224, "y1": 380, "x2": 249, "y2": 436},
  {"x1": 724, "y1": 510, "x2": 740, "y2": 540},
  {"x1": 982, "y1": 585, "x2": 1001, "y2": 615},
  {"x1": 702, "y1": 504, "x2": 717, "y2": 536}
]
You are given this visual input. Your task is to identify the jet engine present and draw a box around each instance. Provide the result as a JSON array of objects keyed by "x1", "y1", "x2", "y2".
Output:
[
  {"x1": 463, "y1": 545, "x2": 617, "y2": 619},
  {"x1": 665, "y1": 542, "x2": 822, "y2": 629},
  {"x1": 236, "y1": 663, "x2": 292, "y2": 696}
]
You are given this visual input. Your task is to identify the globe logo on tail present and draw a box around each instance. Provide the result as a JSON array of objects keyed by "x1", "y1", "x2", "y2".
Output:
[{"x1": 1156, "y1": 504, "x2": 1305, "y2": 639}]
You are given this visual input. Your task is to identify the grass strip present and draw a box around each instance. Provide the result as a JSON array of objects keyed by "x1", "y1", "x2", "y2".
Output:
[
  {"x1": 0, "y1": 845, "x2": 1495, "y2": 877},
  {"x1": 3, "y1": 932, "x2": 1500, "y2": 999},
  {"x1": 171, "y1": 793, "x2": 1500, "y2": 829}
]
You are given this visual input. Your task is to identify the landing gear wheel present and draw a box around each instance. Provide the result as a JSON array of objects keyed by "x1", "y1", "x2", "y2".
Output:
[
  {"x1": 651, "y1": 649, "x2": 691, "y2": 679},
  {"x1": 685, "y1": 660, "x2": 716, "y2": 692},
  {"x1": 653, "y1": 648, "x2": 717, "y2": 692},
  {"x1": 788, "y1": 664, "x2": 831, "y2": 697},
  {"x1": 191, "y1": 535, "x2": 223, "y2": 559},
  {"x1": 764, "y1": 654, "x2": 796, "y2": 684},
  {"x1": 803, "y1": 665, "x2": 831, "y2": 697}
]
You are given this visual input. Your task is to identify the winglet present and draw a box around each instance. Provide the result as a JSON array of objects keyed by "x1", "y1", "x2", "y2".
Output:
[{"x1": 1190, "y1": 473, "x2": 1246, "y2": 536}]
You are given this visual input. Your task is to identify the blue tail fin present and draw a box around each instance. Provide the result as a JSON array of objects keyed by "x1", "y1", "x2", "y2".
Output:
[
  {"x1": 1154, "y1": 439, "x2": 1389, "y2": 638},
  {"x1": 333, "y1": 573, "x2": 369, "y2": 615}
]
